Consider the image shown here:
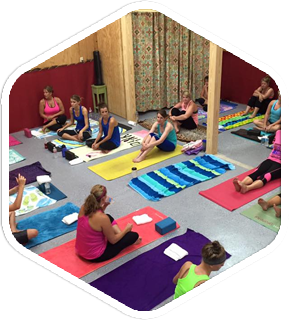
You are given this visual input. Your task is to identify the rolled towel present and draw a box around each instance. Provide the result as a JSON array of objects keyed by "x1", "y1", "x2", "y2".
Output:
[
  {"x1": 164, "y1": 243, "x2": 189, "y2": 261},
  {"x1": 62, "y1": 212, "x2": 79, "y2": 225},
  {"x1": 132, "y1": 214, "x2": 153, "y2": 225}
]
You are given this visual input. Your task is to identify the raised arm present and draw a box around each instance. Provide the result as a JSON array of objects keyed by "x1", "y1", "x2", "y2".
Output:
[{"x1": 9, "y1": 174, "x2": 26, "y2": 211}]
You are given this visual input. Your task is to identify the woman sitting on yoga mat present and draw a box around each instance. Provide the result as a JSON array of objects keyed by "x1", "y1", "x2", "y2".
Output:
[
  {"x1": 169, "y1": 90, "x2": 198, "y2": 133},
  {"x1": 87, "y1": 103, "x2": 121, "y2": 153},
  {"x1": 253, "y1": 91, "x2": 281, "y2": 133},
  {"x1": 133, "y1": 109, "x2": 177, "y2": 163},
  {"x1": 173, "y1": 241, "x2": 226, "y2": 299},
  {"x1": 57, "y1": 94, "x2": 91, "y2": 142},
  {"x1": 39, "y1": 85, "x2": 67, "y2": 132},
  {"x1": 242, "y1": 75, "x2": 274, "y2": 118},
  {"x1": 258, "y1": 193, "x2": 281, "y2": 218},
  {"x1": 233, "y1": 130, "x2": 281, "y2": 194},
  {"x1": 9, "y1": 174, "x2": 38, "y2": 245},
  {"x1": 75, "y1": 185, "x2": 142, "y2": 262}
]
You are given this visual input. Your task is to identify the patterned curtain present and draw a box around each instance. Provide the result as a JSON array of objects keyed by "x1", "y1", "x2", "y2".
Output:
[{"x1": 132, "y1": 12, "x2": 209, "y2": 112}]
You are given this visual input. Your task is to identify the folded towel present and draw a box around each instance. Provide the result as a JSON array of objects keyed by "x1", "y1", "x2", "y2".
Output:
[
  {"x1": 164, "y1": 243, "x2": 188, "y2": 261},
  {"x1": 31, "y1": 130, "x2": 44, "y2": 137},
  {"x1": 36, "y1": 175, "x2": 51, "y2": 185},
  {"x1": 62, "y1": 212, "x2": 79, "y2": 225},
  {"x1": 69, "y1": 158, "x2": 83, "y2": 165},
  {"x1": 181, "y1": 140, "x2": 202, "y2": 152},
  {"x1": 132, "y1": 214, "x2": 153, "y2": 225}
]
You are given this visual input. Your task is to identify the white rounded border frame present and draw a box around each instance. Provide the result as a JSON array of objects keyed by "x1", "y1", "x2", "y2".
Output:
[{"x1": 1, "y1": 1, "x2": 288, "y2": 319}]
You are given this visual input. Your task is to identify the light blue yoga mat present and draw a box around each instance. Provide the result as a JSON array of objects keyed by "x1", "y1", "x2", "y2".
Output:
[{"x1": 17, "y1": 202, "x2": 79, "y2": 249}]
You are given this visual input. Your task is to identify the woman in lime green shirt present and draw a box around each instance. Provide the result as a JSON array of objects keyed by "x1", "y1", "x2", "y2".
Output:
[{"x1": 173, "y1": 241, "x2": 226, "y2": 299}]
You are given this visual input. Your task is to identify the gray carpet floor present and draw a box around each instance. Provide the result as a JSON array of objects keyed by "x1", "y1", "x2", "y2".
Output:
[{"x1": 9, "y1": 102, "x2": 280, "y2": 309}]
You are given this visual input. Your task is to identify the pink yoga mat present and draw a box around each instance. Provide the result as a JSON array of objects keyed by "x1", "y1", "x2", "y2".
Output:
[
  {"x1": 39, "y1": 206, "x2": 180, "y2": 278},
  {"x1": 199, "y1": 169, "x2": 281, "y2": 211},
  {"x1": 9, "y1": 135, "x2": 22, "y2": 146}
]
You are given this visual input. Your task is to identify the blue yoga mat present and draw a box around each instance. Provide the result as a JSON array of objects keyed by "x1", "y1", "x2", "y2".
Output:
[
  {"x1": 17, "y1": 202, "x2": 79, "y2": 249},
  {"x1": 37, "y1": 183, "x2": 67, "y2": 201}
]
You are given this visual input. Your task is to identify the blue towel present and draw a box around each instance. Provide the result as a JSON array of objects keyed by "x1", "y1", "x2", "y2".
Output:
[
  {"x1": 17, "y1": 202, "x2": 79, "y2": 249},
  {"x1": 129, "y1": 154, "x2": 235, "y2": 201}
]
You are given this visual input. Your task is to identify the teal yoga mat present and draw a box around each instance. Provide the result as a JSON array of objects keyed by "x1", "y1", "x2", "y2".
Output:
[{"x1": 17, "y1": 202, "x2": 79, "y2": 249}]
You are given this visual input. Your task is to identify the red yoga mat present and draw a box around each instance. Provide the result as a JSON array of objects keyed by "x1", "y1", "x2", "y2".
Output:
[
  {"x1": 199, "y1": 169, "x2": 281, "y2": 211},
  {"x1": 39, "y1": 206, "x2": 180, "y2": 278}
]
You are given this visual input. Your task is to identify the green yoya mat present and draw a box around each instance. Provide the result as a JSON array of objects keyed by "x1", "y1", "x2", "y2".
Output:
[{"x1": 240, "y1": 195, "x2": 281, "y2": 233}]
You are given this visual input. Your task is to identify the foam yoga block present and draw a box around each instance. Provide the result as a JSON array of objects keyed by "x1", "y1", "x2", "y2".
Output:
[{"x1": 155, "y1": 217, "x2": 177, "y2": 235}]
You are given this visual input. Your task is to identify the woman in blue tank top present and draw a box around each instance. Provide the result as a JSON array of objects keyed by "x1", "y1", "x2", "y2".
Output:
[
  {"x1": 133, "y1": 109, "x2": 177, "y2": 163},
  {"x1": 57, "y1": 94, "x2": 91, "y2": 142},
  {"x1": 89, "y1": 103, "x2": 121, "y2": 153},
  {"x1": 253, "y1": 91, "x2": 281, "y2": 133}
]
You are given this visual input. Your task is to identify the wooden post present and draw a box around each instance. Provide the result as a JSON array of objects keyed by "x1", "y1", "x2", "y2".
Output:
[
  {"x1": 120, "y1": 14, "x2": 137, "y2": 122},
  {"x1": 206, "y1": 42, "x2": 223, "y2": 154}
]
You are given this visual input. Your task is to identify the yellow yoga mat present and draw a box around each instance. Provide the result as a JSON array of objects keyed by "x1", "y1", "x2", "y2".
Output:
[{"x1": 88, "y1": 144, "x2": 183, "y2": 180}]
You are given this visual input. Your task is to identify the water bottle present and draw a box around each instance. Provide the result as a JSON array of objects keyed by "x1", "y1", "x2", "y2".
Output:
[
  {"x1": 53, "y1": 146, "x2": 58, "y2": 159},
  {"x1": 88, "y1": 107, "x2": 93, "y2": 120},
  {"x1": 264, "y1": 136, "x2": 269, "y2": 147},
  {"x1": 131, "y1": 167, "x2": 138, "y2": 178},
  {"x1": 44, "y1": 137, "x2": 48, "y2": 149},
  {"x1": 61, "y1": 145, "x2": 67, "y2": 157},
  {"x1": 261, "y1": 136, "x2": 265, "y2": 146},
  {"x1": 44, "y1": 182, "x2": 51, "y2": 195}
]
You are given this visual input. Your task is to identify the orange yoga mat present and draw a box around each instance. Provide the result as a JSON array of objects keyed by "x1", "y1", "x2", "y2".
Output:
[{"x1": 39, "y1": 206, "x2": 180, "y2": 278}]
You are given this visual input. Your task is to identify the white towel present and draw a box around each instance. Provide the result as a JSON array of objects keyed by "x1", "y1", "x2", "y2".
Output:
[
  {"x1": 69, "y1": 158, "x2": 83, "y2": 165},
  {"x1": 36, "y1": 175, "x2": 51, "y2": 185},
  {"x1": 62, "y1": 212, "x2": 79, "y2": 225},
  {"x1": 31, "y1": 130, "x2": 43, "y2": 137},
  {"x1": 132, "y1": 214, "x2": 153, "y2": 225},
  {"x1": 164, "y1": 243, "x2": 189, "y2": 261}
]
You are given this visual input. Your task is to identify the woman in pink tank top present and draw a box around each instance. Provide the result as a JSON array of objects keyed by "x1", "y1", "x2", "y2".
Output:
[
  {"x1": 232, "y1": 130, "x2": 281, "y2": 194},
  {"x1": 169, "y1": 90, "x2": 198, "y2": 133},
  {"x1": 39, "y1": 85, "x2": 67, "y2": 132},
  {"x1": 75, "y1": 185, "x2": 141, "y2": 262}
]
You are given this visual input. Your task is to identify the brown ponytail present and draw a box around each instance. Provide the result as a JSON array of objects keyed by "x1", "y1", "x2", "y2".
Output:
[{"x1": 83, "y1": 185, "x2": 106, "y2": 216}]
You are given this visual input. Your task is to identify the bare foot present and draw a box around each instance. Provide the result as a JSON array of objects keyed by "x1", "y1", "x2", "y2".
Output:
[
  {"x1": 133, "y1": 157, "x2": 141, "y2": 163},
  {"x1": 258, "y1": 198, "x2": 269, "y2": 211},
  {"x1": 134, "y1": 237, "x2": 142, "y2": 245},
  {"x1": 239, "y1": 182, "x2": 248, "y2": 194},
  {"x1": 273, "y1": 204, "x2": 281, "y2": 218},
  {"x1": 249, "y1": 114, "x2": 256, "y2": 119},
  {"x1": 233, "y1": 178, "x2": 241, "y2": 192}
]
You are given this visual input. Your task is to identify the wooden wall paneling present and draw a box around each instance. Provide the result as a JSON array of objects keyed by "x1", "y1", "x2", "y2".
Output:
[
  {"x1": 206, "y1": 42, "x2": 223, "y2": 155},
  {"x1": 120, "y1": 13, "x2": 136, "y2": 122},
  {"x1": 96, "y1": 20, "x2": 127, "y2": 118}
]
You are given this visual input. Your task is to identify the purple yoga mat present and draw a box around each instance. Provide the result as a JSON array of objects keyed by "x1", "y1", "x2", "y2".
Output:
[
  {"x1": 9, "y1": 161, "x2": 51, "y2": 189},
  {"x1": 89, "y1": 229, "x2": 231, "y2": 311}
]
